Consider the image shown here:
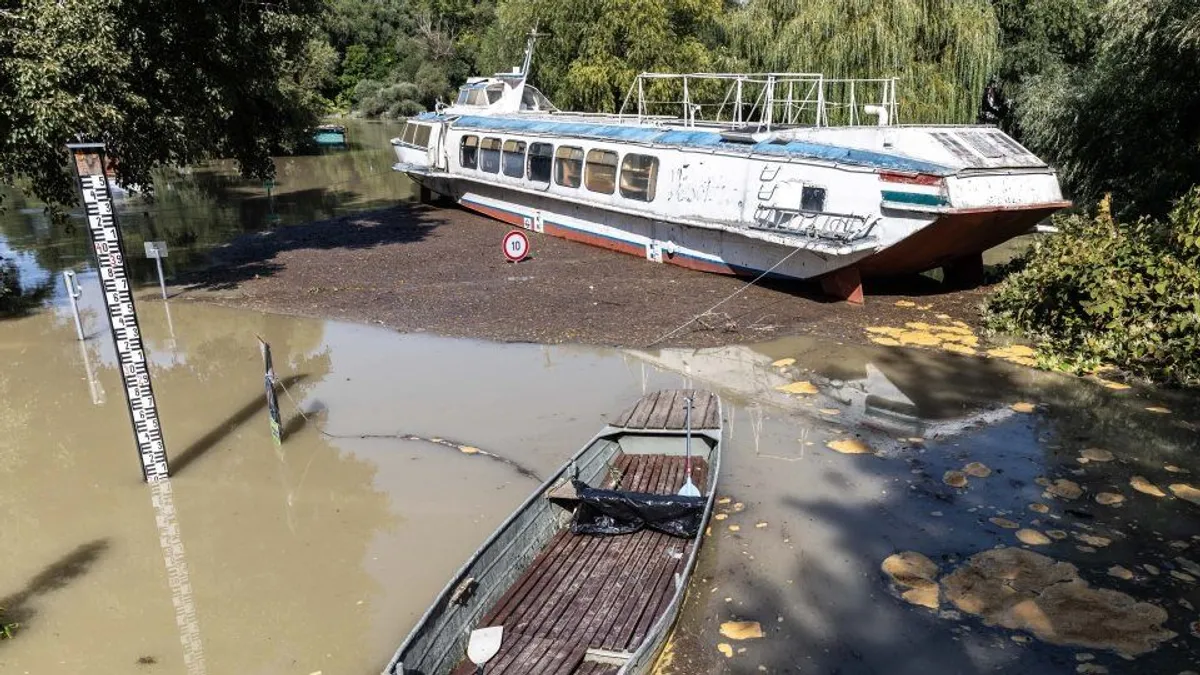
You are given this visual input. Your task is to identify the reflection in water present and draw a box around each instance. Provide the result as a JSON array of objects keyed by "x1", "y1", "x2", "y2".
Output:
[
  {"x1": 149, "y1": 480, "x2": 206, "y2": 675},
  {"x1": 0, "y1": 120, "x2": 414, "y2": 294}
]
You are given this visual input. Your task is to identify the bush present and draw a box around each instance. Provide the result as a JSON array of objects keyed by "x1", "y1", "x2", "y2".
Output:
[
  {"x1": 0, "y1": 257, "x2": 20, "y2": 314},
  {"x1": 984, "y1": 188, "x2": 1200, "y2": 386}
]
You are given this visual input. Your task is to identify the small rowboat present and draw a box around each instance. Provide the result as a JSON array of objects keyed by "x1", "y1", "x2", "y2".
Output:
[
  {"x1": 384, "y1": 389, "x2": 723, "y2": 675},
  {"x1": 313, "y1": 124, "x2": 348, "y2": 147}
]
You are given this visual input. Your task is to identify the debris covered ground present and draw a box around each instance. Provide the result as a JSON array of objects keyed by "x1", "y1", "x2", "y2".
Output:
[{"x1": 174, "y1": 203, "x2": 1000, "y2": 349}]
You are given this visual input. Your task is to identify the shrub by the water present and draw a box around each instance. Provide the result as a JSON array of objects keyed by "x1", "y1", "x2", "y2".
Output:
[{"x1": 984, "y1": 187, "x2": 1200, "y2": 387}]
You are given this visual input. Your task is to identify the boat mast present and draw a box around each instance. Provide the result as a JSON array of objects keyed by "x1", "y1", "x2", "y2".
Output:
[{"x1": 520, "y1": 28, "x2": 548, "y2": 77}]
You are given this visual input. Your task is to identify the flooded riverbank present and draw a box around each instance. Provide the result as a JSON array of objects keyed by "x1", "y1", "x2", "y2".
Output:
[{"x1": 3, "y1": 269, "x2": 1198, "y2": 673}]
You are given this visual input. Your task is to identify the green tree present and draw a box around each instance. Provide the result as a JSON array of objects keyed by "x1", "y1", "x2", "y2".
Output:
[
  {"x1": 722, "y1": 0, "x2": 1000, "y2": 124},
  {"x1": 480, "y1": 0, "x2": 723, "y2": 113},
  {"x1": 0, "y1": 0, "x2": 326, "y2": 207},
  {"x1": 1012, "y1": 0, "x2": 1200, "y2": 218}
]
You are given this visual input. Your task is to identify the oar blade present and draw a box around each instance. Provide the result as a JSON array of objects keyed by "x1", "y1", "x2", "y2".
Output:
[{"x1": 467, "y1": 625, "x2": 503, "y2": 665}]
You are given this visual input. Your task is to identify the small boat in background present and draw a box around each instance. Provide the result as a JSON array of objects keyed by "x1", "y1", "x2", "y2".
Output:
[
  {"x1": 384, "y1": 389, "x2": 723, "y2": 675},
  {"x1": 313, "y1": 124, "x2": 348, "y2": 147}
]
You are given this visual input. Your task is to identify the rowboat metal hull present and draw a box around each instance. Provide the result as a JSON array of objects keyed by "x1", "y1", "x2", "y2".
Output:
[{"x1": 384, "y1": 390, "x2": 723, "y2": 675}]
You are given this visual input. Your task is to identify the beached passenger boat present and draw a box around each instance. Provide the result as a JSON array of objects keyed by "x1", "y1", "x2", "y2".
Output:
[
  {"x1": 391, "y1": 34, "x2": 1069, "y2": 302},
  {"x1": 383, "y1": 389, "x2": 722, "y2": 675}
]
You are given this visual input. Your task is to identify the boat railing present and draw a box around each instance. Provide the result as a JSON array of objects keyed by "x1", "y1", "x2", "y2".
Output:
[{"x1": 617, "y1": 72, "x2": 900, "y2": 131}]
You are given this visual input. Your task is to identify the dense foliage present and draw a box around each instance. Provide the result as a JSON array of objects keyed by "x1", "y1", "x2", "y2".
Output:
[
  {"x1": 0, "y1": 0, "x2": 328, "y2": 207},
  {"x1": 723, "y1": 0, "x2": 1000, "y2": 123},
  {"x1": 985, "y1": 190, "x2": 1200, "y2": 386},
  {"x1": 996, "y1": 0, "x2": 1200, "y2": 219}
]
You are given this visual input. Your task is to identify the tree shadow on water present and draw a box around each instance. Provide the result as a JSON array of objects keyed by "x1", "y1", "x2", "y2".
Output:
[
  {"x1": 0, "y1": 539, "x2": 110, "y2": 632},
  {"x1": 174, "y1": 202, "x2": 449, "y2": 292}
]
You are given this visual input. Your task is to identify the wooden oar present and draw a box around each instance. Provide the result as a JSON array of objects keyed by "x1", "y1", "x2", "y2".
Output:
[{"x1": 679, "y1": 395, "x2": 701, "y2": 497}]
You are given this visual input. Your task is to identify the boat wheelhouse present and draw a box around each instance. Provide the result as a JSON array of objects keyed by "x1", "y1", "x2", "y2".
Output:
[{"x1": 392, "y1": 36, "x2": 1068, "y2": 302}]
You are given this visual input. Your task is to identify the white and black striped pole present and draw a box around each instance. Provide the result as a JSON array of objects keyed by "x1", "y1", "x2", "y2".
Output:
[{"x1": 69, "y1": 143, "x2": 170, "y2": 482}]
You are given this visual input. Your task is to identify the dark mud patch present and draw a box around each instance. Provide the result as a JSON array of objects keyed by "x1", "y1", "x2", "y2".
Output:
[{"x1": 173, "y1": 203, "x2": 993, "y2": 348}]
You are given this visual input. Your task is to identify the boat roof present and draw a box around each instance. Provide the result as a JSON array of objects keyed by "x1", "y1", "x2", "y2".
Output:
[{"x1": 420, "y1": 112, "x2": 954, "y2": 176}]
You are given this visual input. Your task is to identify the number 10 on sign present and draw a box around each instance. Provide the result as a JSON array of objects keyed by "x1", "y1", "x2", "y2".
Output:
[{"x1": 503, "y1": 230, "x2": 530, "y2": 262}]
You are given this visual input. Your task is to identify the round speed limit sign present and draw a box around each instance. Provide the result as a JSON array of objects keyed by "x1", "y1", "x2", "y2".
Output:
[{"x1": 502, "y1": 230, "x2": 530, "y2": 262}]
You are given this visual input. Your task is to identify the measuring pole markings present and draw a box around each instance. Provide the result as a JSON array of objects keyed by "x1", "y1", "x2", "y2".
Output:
[{"x1": 69, "y1": 144, "x2": 170, "y2": 481}]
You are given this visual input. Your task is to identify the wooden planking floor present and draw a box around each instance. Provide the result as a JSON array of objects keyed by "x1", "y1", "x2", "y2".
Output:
[
  {"x1": 450, "y1": 454, "x2": 709, "y2": 675},
  {"x1": 611, "y1": 390, "x2": 719, "y2": 431}
]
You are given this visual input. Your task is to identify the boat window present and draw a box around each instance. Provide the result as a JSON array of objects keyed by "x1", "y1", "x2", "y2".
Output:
[
  {"x1": 461, "y1": 135, "x2": 479, "y2": 169},
  {"x1": 414, "y1": 124, "x2": 432, "y2": 148},
  {"x1": 402, "y1": 122, "x2": 417, "y2": 145},
  {"x1": 480, "y1": 137, "x2": 502, "y2": 173},
  {"x1": 801, "y1": 186, "x2": 826, "y2": 212},
  {"x1": 528, "y1": 143, "x2": 553, "y2": 183},
  {"x1": 619, "y1": 154, "x2": 659, "y2": 202},
  {"x1": 555, "y1": 146, "x2": 584, "y2": 188},
  {"x1": 585, "y1": 150, "x2": 618, "y2": 194},
  {"x1": 467, "y1": 88, "x2": 489, "y2": 106},
  {"x1": 502, "y1": 140, "x2": 527, "y2": 178},
  {"x1": 486, "y1": 84, "x2": 505, "y2": 105},
  {"x1": 456, "y1": 88, "x2": 469, "y2": 105},
  {"x1": 520, "y1": 86, "x2": 558, "y2": 112}
]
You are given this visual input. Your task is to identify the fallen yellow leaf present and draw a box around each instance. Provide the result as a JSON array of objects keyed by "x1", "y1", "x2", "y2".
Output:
[
  {"x1": 1146, "y1": 406, "x2": 1172, "y2": 414},
  {"x1": 1011, "y1": 402, "x2": 1037, "y2": 413},
  {"x1": 771, "y1": 358, "x2": 796, "y2": 368},
  {"x1": 717, "y1": 643, "x2": 733, "y2": 657},
  {"x1": 719, "y1": 621, "x2": 764, "y2": 640},
  {"x1": 775, "y1": 381, "x2": 818, "y2": 395},
  {"x1": 826, "y1": 439, "x2": 873, "y2": 455}
]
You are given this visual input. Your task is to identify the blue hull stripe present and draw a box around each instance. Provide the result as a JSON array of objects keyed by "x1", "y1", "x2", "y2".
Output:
[{"x1": 459, "y1": 196, "x2": 803, "y2": 281}]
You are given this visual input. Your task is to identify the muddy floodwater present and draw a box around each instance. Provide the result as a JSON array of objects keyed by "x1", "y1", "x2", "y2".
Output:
[{"x1": 3, "y1": 128, "x2": 1199, "y2": 674}]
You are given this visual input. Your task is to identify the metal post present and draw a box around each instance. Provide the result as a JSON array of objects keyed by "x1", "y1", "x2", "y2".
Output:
[
  {"x1": 63, "y1": 270, "x2": 85, "y2": 340},
  {"x1": 735, "y1": 78, "x2": 743, "y2": 124},
  {"x1": 682, "y1": 76, "x2": 689, "y2": 126}
]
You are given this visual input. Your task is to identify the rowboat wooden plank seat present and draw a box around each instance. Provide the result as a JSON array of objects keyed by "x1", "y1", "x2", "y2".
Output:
[{"x1": 384, "y1": 390, "x2": 722, "y2": 675}]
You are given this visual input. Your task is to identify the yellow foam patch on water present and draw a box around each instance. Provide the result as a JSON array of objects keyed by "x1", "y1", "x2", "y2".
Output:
[
  {"x1": 1046, "y1": 479, "x2": 1083, "y2": 500},
  {"x1": 1011, "y1": 402, "x2": 1037, "y2": 413},
  {"x1": 755, "y1": 522, "x2": 768, "y2": 529},
  {"x1": 732, "y1": 502, "x2": 745, "y2": 512},
  {"x1": 1016, "y1": 529, "x2": 1052, "y2": 546},
  {"x1": 1076, "y1": 534, "x2": 1112, "y2": 547},
  {"x1": 964, "y1": 462, "x2": 992, "y2": 478},
  {"x1": 717, "y1": 643, "x2": 733, "y2": 658},
  {"x1": 1096, "y1": 378, "x2": 1131, "y2": 391},
  {"x1": 728, "y1": 525, "x2": 741, "y2": 532},
  {"x1": 827, "y1": 439, "x2": 873, "y2": 455},
  {"x1": 1107, "y1": 565, "x2": 1134, "y2": 580},
  {"x1": 1080, "y1": 448, "x2": 1114, "y2": 462},
  {"x1": 1029, "y1": 503, "x2": 1050, "y2": 514},
  {"x1": 881, "y1": 551, "x2": 941, "y2": 609},
  {"x1": 905, "y1": 321, "x2": 933, "y2": 331},
  {"x1": 932, "y1": 325, "x2": 975, "y2": 336},
  {"x1": 818, "y1": 408, "x2": 840, "y2": 416},
  {"x1": 936, "y1": 313, "x2": 953, "y2": 320},
  {"x1": 941, "y1": 547, "x2": 1173, "y2": 656},
  {"x1": 771, "y1": 358, "x2": 796, "y2": 368},
  {"x1": 719, "y1": 621, "x2": 764, "y2": 640},
  {"x1": 1169, "y1": 483, "x2": 1200, "y2": 505},
  {"x1": 895, "y1": 300, "x2": 917, "y2": 307},
  {"x1": 718, "y1": 497, "x2": 731, "y2": 504},
  {"x1": 714, "y1": 513, "x2": 728, "y2": 521},
  {"x1": 1095, "y1": 492, "x2": 1125, "y2": 505},
  {"x1": 870, "y1": 336, "x2": 902, "y2": 347},
  {"x1": 458, "y1": 446, "x2": 480, "y2": 454},
  {"x1": 943, "y1": 471, "x2": 968, "y2": 488},
  {"x1": 1145, "y1": 406, "x2": 1171, "y2": 414},
  {"x1": 990, "y1": 517, "x2": 1020, "y2": 529},
  {"x1": 1047, "y1": 530, "x2": 1068, "y2": 540},
  {"x1": 776, "y1": 381, "x2": 818, "y2": 395},
  {"x1": 1164, "y1": 465, "x2": 1187, "y2": 474}
]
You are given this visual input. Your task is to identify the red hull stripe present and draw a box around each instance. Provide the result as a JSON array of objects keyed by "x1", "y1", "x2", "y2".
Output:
[{"x1": 879, "y1": 171, "x2": 944, "y2": 186}]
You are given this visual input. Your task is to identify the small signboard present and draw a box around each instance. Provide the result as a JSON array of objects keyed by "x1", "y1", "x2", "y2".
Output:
[
  {"x1": 144, "y1": 241, "x2": 168, "y2": 259},
  {"x1": 503, "y1": 230, "x2": 530, "y2": 262}
]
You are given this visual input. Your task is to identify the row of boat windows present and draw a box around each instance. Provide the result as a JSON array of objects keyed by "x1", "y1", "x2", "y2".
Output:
[
  {"x1": 460, "y1": 135, "x2": 659, "y2": 202},
  {"x1": 400, "y1": 123, "x2": 432, "y2": 148}
]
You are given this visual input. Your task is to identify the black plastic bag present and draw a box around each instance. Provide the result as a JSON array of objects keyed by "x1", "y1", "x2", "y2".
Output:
[{"x1": 569, "y1": 479, "x2": 705, "y2": 538}]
